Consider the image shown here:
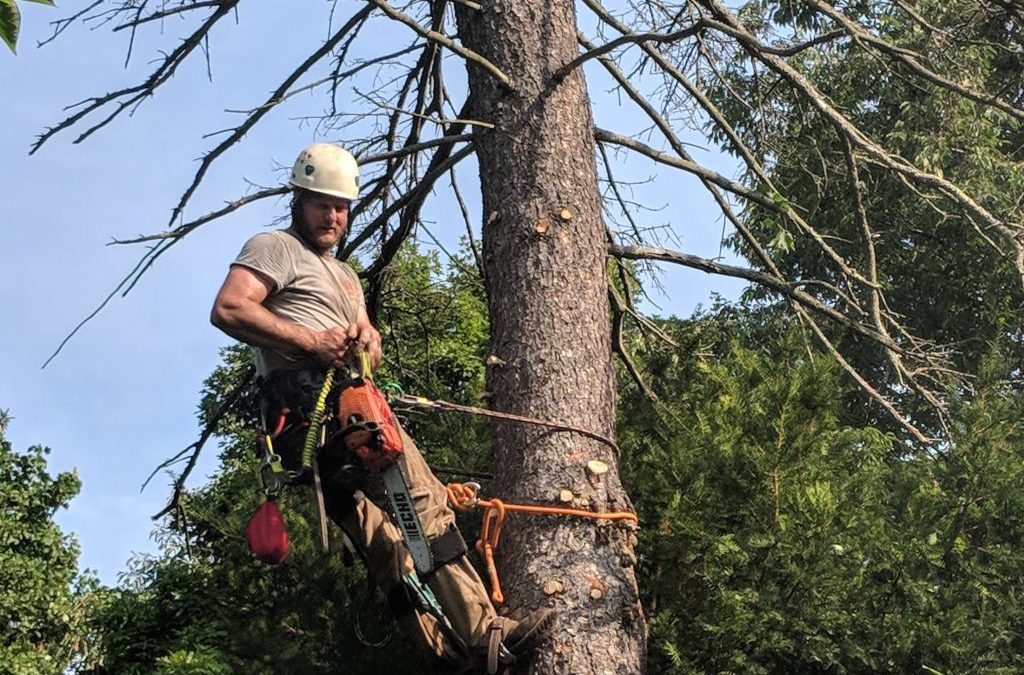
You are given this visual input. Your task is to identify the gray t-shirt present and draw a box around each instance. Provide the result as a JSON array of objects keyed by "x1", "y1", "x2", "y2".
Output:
[{"x1": 232, "y1": 227, "x2": 365, "y2": 375}]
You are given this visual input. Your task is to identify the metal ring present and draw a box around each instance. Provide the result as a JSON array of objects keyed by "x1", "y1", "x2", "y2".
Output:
[{"x1": 464, "y1": 481, "x2": 482, "y2": 506}]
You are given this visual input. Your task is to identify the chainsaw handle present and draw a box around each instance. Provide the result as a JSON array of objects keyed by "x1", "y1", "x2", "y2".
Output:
[{"x1": 358, "y1": 349, "x2": 372, "y2": 379}]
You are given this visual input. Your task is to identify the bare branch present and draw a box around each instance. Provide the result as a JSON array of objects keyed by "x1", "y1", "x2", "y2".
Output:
[
  {"x1": 224, "y1": 45, "x2": 421, "y2": 115},
  {"x1": 450, "y1": 167, "x2": 486, "y2": 283},
  {"x1": 165, "y1": 5, "x2": 375, "y2": 228},
  {"x1": 609, "y1": 283, "x2": 659, "y2": 402},
  {"x1": 766, "y1": 28, "x2": 847, "y2": 56},
  {"x1": 112, "y1": 0, "x2": 227, "y2": 32},
  {"x1": 595, "y1": 128, "x2": 873, "y2": 287},
  {"x1": 41, "y1": 250, "x2": 154, "y2": 368},
  {"x1": 37, "y1": 0, "x2": 103, "y2": 48},
  {"x1": 354, "y1": 88, "x2": 494, "y2": 129},
  {"x1": 364, "y1": 0, "x2": 511, "y2": 86},
  {"x1": 361, "y1": 133, "x2": 474, "y2": 164},
  {"x1": 595, "y1": 128, "x2": 776, "y2": 210},
  {"x1": 150, "y1": 367, "x2": 256, "y2": 519},
  {"x1": 800, "y1": 313, "x2": 932, "y2": 444},
  {"x1": 110, "y1": 186, "x2": 288, "y2": 245},
  {"x1": 598, "y1": 142, "x2": 645, "y2": 244},
  {"x1": 345, "y1": 101, "x2": 478, "y2": 262},
  {"x1": 555, "y1": 25, "x2": 706, "y2": 81},
  {"x1": 610, "y1": 244, "x2": 908, "y2": 356},
  {"x1": 31, "y1": 0, "x2": 241, "y2": 154},
  {"x1": 361, "y1": 143, "x2": 476, "y2": 282}
]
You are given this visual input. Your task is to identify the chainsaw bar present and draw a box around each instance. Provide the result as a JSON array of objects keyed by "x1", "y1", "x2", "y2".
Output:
[{"x1": 382, "y1": 462, "x2": 434, "y2": 576}]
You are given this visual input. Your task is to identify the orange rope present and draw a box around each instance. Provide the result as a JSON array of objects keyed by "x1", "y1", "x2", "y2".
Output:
[{"x1": 446, "y1": 482, "x2": 639, "y2": 604}]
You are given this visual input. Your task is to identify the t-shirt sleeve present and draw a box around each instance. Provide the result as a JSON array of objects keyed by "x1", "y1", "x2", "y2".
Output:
[{"x1": 232, "y1": 232, "x2": 295, "y2": 293}]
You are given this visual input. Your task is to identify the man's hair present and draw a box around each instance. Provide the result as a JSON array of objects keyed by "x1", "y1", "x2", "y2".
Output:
[{"x1": 289, "y1": 187, "x2": 308, "y2": 229}]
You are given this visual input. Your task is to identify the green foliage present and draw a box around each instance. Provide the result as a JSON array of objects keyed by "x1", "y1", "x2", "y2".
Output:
[
  {"x1": 0, "y1": 0, "x2": 55, "y2": 53},
  {"x1": 0, "y1": 409, "x2": 85, "y2": 674},
  {"x1": 618, "y1": 312, "x2": 1024, "y2": 673},
  {"x1": 684, "y1": 19, "x2": 1024, "y2": 668},
  {"x1": 374, "y1": 245, "x2": 491, "y2": 472},
  {"x1": 155, "y1": 647, "x2": 232, "y2": 675}
]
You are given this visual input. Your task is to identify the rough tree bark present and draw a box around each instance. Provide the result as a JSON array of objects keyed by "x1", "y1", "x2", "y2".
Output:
[{"x1": 455, "y1": 2, "x2": 646, "y2": 673}]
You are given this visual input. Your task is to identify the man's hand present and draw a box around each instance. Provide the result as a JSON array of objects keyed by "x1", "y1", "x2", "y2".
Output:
[
  {"x1": 309, "y1": 327, "x2": 353, "y2": 369},
  {"x1": 346, "y1": 319, "x2": 383, "y2": 370}
]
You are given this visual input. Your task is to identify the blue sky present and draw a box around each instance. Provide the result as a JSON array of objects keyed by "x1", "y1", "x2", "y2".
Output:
[{"x1": 1, "y1": 1, "x2": 745, "y2": 585}]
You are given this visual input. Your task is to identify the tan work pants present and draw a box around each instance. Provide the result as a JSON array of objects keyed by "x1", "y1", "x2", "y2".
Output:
[{"x1": 322, "y1": 427, "x2": 497, "y2": 668}]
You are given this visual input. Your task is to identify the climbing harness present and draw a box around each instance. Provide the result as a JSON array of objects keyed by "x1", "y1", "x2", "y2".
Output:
[
  {"x1": 250, "y1": 352, "x2": 434, "y2": 576},
  {"x1": 447, "y1": 481, "x2": 639, "y2": 605},
  {"x1": 247, "y1": 357, "x2": 465, "y2": 654},
  {"x1": 249, "y1": 367, "x2": 340, "y2": 562}
]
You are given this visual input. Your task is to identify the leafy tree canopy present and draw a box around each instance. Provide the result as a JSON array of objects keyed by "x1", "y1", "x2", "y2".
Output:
[{"x1": 0, "y1": 409, "x2": 88, "y2": 674}]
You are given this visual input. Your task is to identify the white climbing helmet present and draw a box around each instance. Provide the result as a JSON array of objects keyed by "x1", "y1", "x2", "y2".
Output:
[{"x1": 288, "y1": 143, "x2": 360, "y2": 200}]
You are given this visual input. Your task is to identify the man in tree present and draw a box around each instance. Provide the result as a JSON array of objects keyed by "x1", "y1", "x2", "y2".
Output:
[{"x1": 210, "y1": 143, "x2": 553, "y2": 674}]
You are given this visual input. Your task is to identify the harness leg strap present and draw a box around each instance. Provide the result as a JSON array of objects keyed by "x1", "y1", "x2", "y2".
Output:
[
  {"x1": 385, "y1": 525, "x2": 467, "y2": 611},
  {"x1": 381, "y1": 524, "x2": 469, "y2": 589},
  {"x1": 427, "y1": 524, "x2": 468, "y2": 574}
]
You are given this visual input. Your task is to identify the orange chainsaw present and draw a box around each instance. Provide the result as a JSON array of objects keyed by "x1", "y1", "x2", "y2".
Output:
[{"x1": 335, "y1": 351, "x2": 434, "y2": 576}]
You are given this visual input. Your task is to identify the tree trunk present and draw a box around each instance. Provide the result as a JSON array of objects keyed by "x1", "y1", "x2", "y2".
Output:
[{"x1": 455, "y1": 2, "x2": 646, "y2": 673}]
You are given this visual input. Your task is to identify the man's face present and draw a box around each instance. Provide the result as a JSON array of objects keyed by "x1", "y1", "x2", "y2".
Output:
[{"x1": 297, "y1": 193, "x2": 351, "y2": 252}]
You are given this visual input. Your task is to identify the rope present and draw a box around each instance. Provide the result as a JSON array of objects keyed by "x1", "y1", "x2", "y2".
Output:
[
  {"x1": 395, "y1": 395, "x2": 620, "y2": 455},
  {"x1": 446, "y1": 482, "x2": 638, "y2": 604},
  {"x1": 301, "y1": 347, "x2": 375, "y2": 473},
  {"x1": 301, "y1": 368, "x2": 336, "y2": 472}
]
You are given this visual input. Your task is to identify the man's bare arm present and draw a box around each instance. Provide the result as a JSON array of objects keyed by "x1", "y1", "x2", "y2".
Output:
[{"x1": 211, "y1": 266, "x2": 351, "y2": 367}]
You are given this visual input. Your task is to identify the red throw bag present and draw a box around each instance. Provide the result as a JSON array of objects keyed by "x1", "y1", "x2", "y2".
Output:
[{"x1": 246, "y1": 499, "x2": 289, "y2": 564}]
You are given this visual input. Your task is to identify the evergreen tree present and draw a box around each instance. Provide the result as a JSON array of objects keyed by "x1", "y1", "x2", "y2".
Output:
[{"x1": 619, "y1": 311, "x2": 1024, "y2": 674}]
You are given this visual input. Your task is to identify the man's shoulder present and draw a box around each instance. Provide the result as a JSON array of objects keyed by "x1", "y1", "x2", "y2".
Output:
[
  {"x1": 239, "y1": 229, "x2": 310, "y2": 260},
  {"x1": 244, "y1": 228, "x2": 299, "y2": 248}
]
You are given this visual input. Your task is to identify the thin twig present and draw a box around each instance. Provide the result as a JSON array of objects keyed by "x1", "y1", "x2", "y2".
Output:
[{"x1": 150, "y1": 367, "x2": 256, "y2": 519}]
